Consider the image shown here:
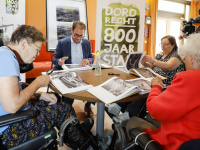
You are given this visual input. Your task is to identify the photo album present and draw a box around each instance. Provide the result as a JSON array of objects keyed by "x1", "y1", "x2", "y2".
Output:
[
  {"x1": 114, "y1": 52, "x2": 166, "y2": 79},
  {"x1": 87, "y1": 77, "x2": 141, "y2": 104},
  {"x1": 47, "y1": 70, "x2": 93, "y2": 94}
]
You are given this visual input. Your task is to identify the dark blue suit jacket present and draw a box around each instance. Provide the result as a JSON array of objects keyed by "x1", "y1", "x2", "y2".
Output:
[{"x1": 53, "y1": 37, "x2": 94, "y2": 70}]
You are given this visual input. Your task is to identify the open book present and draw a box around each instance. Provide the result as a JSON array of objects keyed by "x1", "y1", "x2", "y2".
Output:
[
  {"x1": 62, "y1": 64, "x2": 93, "y2": 71},
  {"x1": 49, "y1": 70, "x2": 93, "y2": 94},
  {"x1": 114, "y1": 52, "x2": 166, "y2": 79},
  {"x1": 87, "y1": 77, "x2": 151, "y2": 104}
]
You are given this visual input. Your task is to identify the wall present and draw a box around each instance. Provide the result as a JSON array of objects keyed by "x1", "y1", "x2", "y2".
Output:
[
  {"x1": 85, "y1": 0, "x2": 151, "y2": 52},
  {"x1": 25, "y1": 0, "x2": 150, "y2": 52},
  {"x1": 26, "y1": 0, "x2": 95, "y2": 40},
  {"x1": 25, "y1": 0, "x2": 46, "y2": 36},
  {"x1": 86, "y1": 0, "x2": 97, "y2": 40},
  {"x1": 144, "y1": 0, "x2": 151, "y2": 54}
]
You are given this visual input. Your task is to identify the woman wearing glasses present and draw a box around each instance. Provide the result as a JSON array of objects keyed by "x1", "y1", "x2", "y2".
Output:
[
  {"x1": 142, "y1": 35, "x2": 185, "y2": 86},
  {"x1": 107, "y1": 35, "x2": 185, "y2": 124}
]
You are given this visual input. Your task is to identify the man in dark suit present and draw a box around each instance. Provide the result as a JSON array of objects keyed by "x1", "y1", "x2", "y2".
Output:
[{"x1": 53, "y1": 21, "x2": 94, "y2": 116}]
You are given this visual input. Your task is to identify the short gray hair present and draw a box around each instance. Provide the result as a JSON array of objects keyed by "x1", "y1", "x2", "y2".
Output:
[{"x1": 178, "y1": 33, "x2": 200, "y2": 70}]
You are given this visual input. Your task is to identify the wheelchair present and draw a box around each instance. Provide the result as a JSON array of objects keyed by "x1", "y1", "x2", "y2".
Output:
[
  {"x1": 107, "y1": 112, "x2": 200, "y2": 150},
  {"x1": 0, "y1": 64, "x2": 107, "y2": 150},
  {"x1": 0, "y1": 110, "x2": 108, "y2": 150}
]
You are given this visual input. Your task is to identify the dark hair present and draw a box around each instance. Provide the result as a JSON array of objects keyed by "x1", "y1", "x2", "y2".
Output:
[
  {"x1": 72, "y1": 21, "x2": 86, "y2": 31},
  {"x1": 10, "y1": 25, "x2": 47, "y2": 44},
  {"x1": 161, "y1": 35, "x2": 178, "y2": 51}
]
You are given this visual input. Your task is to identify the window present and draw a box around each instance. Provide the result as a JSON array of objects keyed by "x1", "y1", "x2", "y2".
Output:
[
  {"x1": 155, "y1": 0, "x2": 191, "y2": 54},
  {"x1": 158, "y1": 1, "x2": 184, "y2": 14}
]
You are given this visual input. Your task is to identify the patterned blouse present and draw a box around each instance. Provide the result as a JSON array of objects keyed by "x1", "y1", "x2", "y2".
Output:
[{"x1": 152, "y1": 50, "x2": 185, "y2": 85}]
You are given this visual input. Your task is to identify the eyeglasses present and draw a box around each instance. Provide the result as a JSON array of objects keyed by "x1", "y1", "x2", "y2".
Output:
[
  {"x1": 159, "y1": 43, "x2": 171, "y2": 46},
  {"x1": 32, "y1": 43, "x2": 41, "y2": 52},
  {"x1": 27, "y1": 41, "x2": 41, "y2": 53},
  {"x1": 73, "y1": 33, "x2": 84, "y2": 38}
]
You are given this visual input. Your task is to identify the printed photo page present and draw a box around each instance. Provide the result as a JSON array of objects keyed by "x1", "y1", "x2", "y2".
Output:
[
  {"x1": 114, "y1": 51, "x2": 146, "y2": 74},
  {"x1": 62, "y1": 64, "x2": 93, "y2": 71},
  {"x1": 87, "y1": 77, "x2": 141, "y2": 104},
  {"x1": 48, "y1": 70, "x2": 93, "y2": 94}
]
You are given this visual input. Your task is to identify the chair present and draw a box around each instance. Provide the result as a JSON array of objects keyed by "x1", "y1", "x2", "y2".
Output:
[
  {"x1": 123, "y1": 118, "x2": 200, "y2": 150},
  {"x1": 0, "y1": 62, "x2": 107, "y2": 150},
  {"x1": 0, "y1": 111, "x2": 103, "y2": 150},
  {"x1": 0, "y1": 110, "x2": 58, "y2": 150}
]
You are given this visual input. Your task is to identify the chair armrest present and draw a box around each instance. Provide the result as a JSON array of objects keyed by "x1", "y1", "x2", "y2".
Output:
[
  {"x1": 129, "y1": 128, "x2": 162, "y2": 150},
  {"x1": 0, "y1": 110, "x2": 38, "y2": 127}
]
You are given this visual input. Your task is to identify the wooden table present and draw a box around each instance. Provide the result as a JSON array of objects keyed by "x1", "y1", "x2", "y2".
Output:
[{"x1": 50, "y1": 68, "x2": 149, "y2": 136}]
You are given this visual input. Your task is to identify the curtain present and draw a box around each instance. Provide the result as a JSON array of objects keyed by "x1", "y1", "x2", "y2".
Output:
[
  {"x1": 146, "y1": 0, "x2": 158, "y2": 57},
  {"x1": 190, "y1": 0, "x2": 200, "y2": 18}
]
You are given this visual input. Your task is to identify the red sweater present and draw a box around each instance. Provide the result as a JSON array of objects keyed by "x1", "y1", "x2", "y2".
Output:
[{"x1": 145, "y1": 70, "x2": 200, "y2": 150}]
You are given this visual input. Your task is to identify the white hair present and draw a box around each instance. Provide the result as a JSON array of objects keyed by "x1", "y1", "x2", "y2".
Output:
[{"x1": 178, "y1": 33, "x2": 200, "y2": 70}]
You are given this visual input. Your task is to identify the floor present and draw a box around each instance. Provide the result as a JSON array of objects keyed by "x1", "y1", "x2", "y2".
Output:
[{"x1": 36, "y1": 86, "x2": 114, "y2": 150}]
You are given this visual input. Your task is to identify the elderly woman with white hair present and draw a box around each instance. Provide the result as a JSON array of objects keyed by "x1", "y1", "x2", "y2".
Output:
[{"x1": 126, "y1": 33, "x2": 200, "y2": 150}]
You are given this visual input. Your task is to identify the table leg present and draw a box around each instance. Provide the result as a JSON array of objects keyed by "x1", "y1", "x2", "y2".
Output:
[{"x1": 96, "y1": 102, "x2": 105, "y2": 137}]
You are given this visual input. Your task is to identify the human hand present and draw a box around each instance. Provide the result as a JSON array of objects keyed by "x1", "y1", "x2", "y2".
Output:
[
  {"x1": 35, "y1": 75, "x2": 50, "y2": 87},
  {"x1": 40, "y1": 92, "x2": 57, "y2": 105},
  {"x1": 58, "y1": 58, "x2": 65, "y2": 66},
  {"x1": 141, "y1": 57, "x2": 146, "y2": 65},
  {"x1": 144, "y1": 55, "x2": 153, "y2": 64},
  {"x1": 151, "y1": 76, "x2": 164, "y2": 88},
  {"x1": 80, "y1": 58, "x2": 90, "y2": 65},
  {"x1": 178, "y1": 34, "x2": 187, "y2": 40}
]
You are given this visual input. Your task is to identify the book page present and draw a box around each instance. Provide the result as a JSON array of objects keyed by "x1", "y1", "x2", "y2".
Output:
[
  {"x1": 62, "y1": 64, "x2": 92, "y2": 71},
  {"x1": 50, "y1": 71, "x2": 93, "y2": 94},
  {"x1": 125, "y1": 78, "x2": 151, "y2": 94},
  {"x1": 87, "y1": 77, "x2": 141, "y2": 104},
  {"x1": 125, "y1": 51, "x2": 146, "y2": 70},
  {"x1": 130, "y1": 68, "x2": 166, "y2": 79},
  {"x1": 50, "y1": 71, "x2": 76, "y2": 80}
]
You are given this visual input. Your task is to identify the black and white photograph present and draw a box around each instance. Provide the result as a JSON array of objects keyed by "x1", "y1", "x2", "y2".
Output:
[
  {"x1": 50, "y1": 71, "x2": 93, "y2": 94},
  {"x1": 102, "y1": 78, "x2": 133, "y2": 96},
  {"x1": 134, "y1": 68, "x2": 157, "y2": 78},
  {"x1": 56, "y1": 5, "x2": 80, "y2": 22},
  {"x1": 57, "y1": 23, "x2": 72, "y2": 40},
  {"x1": 59, "y1": 76, "x2": 89, "y2": 88},
  {"x1": 66, "y1": 64, "x2": 88, "y2": 69},
  {"x1": 47, "y1": 0, "x2": 88, "y2": 52},
  {"x1": 62, "y1": 64, "x2": 93, "y2": 71},
  {"x1": 87, "y1": 77, "x2": 141, "y2": 104},
  {"x1": 126, "y1": 53, "x2": 145, "y2": 70},
  {"x1": 127, "y1": 79, "x2": 151, "y2": 91},
  {"x1": 50, "y1": 71, "x2": 75, "y2": 80}
]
